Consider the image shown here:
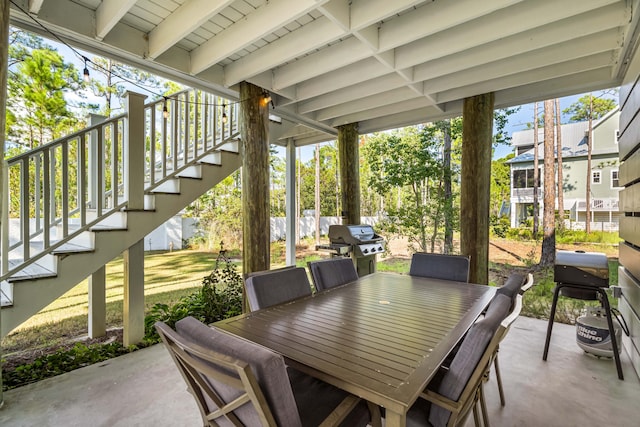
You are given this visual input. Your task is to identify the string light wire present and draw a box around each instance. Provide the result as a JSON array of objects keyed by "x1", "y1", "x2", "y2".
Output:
[{"x1": 9, "y1": 0, "x2": 274, "y2": 110}]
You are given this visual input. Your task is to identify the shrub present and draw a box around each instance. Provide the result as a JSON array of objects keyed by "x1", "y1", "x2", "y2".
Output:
[{"x1": 143, "y1": 248, "x2": 243, "y2": 341}]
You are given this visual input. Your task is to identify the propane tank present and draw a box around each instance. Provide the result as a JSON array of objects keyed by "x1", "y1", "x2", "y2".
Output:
[{"x1": 576, "y1": 306, "x2": 621, "y2": 358}]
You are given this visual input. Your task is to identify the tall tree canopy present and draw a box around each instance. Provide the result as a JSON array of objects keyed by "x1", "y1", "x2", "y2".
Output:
[{"x1": 563, "y1": 94, "x2": 617, "y2": 122}]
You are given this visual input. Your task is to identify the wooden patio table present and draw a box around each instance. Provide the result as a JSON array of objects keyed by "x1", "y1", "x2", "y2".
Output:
[{"x1": 215, "y1": 272, "x2": 496, "y2": 427}]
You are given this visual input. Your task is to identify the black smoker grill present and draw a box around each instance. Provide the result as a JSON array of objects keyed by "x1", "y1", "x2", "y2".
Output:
[
  {"x1": 543, "y1": 250, "x2": 623, "y2": 380},
  {"x1": 316, "y1": 224, "x2": 385, "y2": 277}
]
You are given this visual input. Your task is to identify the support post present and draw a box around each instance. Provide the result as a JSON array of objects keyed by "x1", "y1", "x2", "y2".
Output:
[
  {"x1": 337, "y1": 123, "x2": 360, "y2": 225},
  {"x1": 239, "y1": 82, "x2": 270, "y2": 279},
  {"x1": 285, "y1": 138, "x2": 296, "y2": 266},
  {"x1": 0, "y1": 0, "x2": 10, "y2": 408},
  {"x1": 87, "y1": 114, "x2": 107, "y2": 209},
  {"x1": 88, "y1": 265, "x2": 106, "y2": 338},
  {"x1": 124, "y1": 92, "x2": 147, "y2": 210},
  {"x1": 461, "y1": 93, "x2": 494, "y2": 285},
  {"x1": 123, "y1": 239, "x2": 144, "y2": 346}
]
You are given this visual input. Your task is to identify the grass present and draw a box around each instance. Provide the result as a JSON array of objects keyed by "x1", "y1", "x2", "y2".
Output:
[{"x1": 1, "y1": 250, "x2": 224, "y2": 354}]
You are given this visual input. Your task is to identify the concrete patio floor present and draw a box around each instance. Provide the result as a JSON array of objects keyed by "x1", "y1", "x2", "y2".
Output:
[{"x1": 1, "y1": 316, "x2": 638, "y2": 427}]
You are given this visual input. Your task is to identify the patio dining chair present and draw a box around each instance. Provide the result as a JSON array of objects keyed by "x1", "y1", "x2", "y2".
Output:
[
  {"x1": 308, "y1": 258, "x2": 358, "y2": 292},
  {"x1": 495, "y1": 272, "x2": 534, "y2": 303},
  {"x1": 156, "y1": 317, "x2": 381, "y2": 427},
  {"x1": 406, "y1": 294, "x2": 508, "y2": 427},
  {"x1": 409, "y1": 253, "x2": 471, "y2": 282},
  {"x1": 244, "y1": 266, "x2": 313, "y2": 311},
  {"x1": 485, "y1": 290, "x2": 525, "y2": 410}
]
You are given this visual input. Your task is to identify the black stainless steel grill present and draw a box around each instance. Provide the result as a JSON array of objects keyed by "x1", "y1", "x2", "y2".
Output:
[{"x1": 316, "y1": 224, "x2": 385, "y2": 276}]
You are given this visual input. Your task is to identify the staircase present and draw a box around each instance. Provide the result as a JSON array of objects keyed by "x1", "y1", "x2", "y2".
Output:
[{"x1": 0, "y1": 89, "x2": 241, "y2": 337}]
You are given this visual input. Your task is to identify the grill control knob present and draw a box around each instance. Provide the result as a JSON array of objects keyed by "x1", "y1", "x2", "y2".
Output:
[
  {"x1": 370, "y1": 247, "x2": 376, "y2": 252},
  {"x1": 363, "y1": 248, "x2": 369, "y2": 254},
  {"x1": 378, "y1": 246, "x2": 383, "y2": 251}
]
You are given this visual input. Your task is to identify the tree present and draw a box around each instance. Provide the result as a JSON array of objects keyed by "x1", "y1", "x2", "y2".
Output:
[
  {"x1": 555, "y1": 98, "x2": 564, "y2": 221},
  {"x1": 533, "y1": 102, "x2": 540, "y2": 236},
  {"x1": 364, "y1": 126, "x2": 447, "y2": 253},
  {"x1": 540, "y1": 100, "x2": 556, "y2": 267},
  {"x1": 563, "y1": 94, "x2": 617, "y2": 122}
]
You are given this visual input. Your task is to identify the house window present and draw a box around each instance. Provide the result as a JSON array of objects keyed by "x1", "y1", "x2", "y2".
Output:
[
  {"x1": 592, "y1": 170, "x2": 601, "y2": 184},
  {"x1": 513, "y1": 168, "x2": 541, "y2": 189},
  {"x1": 612, "y1": 170, "x2": 620, "y2": 188}
]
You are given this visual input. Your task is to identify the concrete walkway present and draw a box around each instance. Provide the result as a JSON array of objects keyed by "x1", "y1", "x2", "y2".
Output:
[{"x1": 1, "y1": 317, "x2": 639, "y2": 426}]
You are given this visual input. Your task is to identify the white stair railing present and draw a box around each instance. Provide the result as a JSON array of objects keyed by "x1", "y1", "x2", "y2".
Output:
[{"x1": 1, "y1": 89, "x2": 239, "y2": 284}]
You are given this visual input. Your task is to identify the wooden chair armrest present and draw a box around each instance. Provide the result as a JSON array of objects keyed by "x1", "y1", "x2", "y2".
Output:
[{"x1": 420, "y1": 389, "x2": 460, "y2": 413}]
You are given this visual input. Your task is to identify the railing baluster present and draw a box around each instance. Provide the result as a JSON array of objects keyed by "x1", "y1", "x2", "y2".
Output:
[
  {"x1": 2, "y1": 162, "x2": 9, "y2": 275},
  {"x1": 79, "y1": 133, "x2": 87, "y2": 227},
  {"x1": 184, "y1": 93, "x2": 190, "y2": 166},
  {"x1": 172, "y1": 98, "x2": 178, "y2": 174},
  {"x1": 194, "y1": 90, "x2": 199, "y2": 158},
  {"x1": 61, "y1": 140, "x2": 69, "y2": 238},
  {"x1": 150, "y1": 105, "x2": 156, "y2": 185},
  {"x1": 43, "y1": 149, "x2": 50, "y2": 249},
  {"x1": 162, "y1": 102, "x2": 167, "y2": 179},
  {"x1": 112, "y1": 122, "x2": 119, "y2": 207},
  {"x1": 20, "y1": 158, "x2": 30, "y2": 262},
  {"x1": 96, "y1": 125, "x2": 104, "y2": 216},
  {"x1": 34, "y1": 155, "x2": 41, "y2": 235}
]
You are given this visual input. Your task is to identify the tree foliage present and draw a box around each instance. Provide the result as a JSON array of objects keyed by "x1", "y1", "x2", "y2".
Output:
[{"x1": 563, "y1": 94, "x2": 617, "y2": 122}]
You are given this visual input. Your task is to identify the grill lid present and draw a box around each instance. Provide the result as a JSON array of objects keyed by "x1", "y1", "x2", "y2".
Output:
[
  {"x1": 554, "y1": 250, "x2": 609, "y2": 288},
  {"x1": 328, "y1": 225, "x2": 383, "y2": 245}
]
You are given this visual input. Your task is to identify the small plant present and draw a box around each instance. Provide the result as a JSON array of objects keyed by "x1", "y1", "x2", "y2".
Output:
[{"x1": 143, "y1": 243, "x2": 243, "y2": 341}]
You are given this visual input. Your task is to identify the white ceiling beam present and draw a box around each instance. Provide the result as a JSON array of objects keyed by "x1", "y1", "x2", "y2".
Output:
[
  {"x1": 358, "y1": 103, "x2": 460, "y2": 135},
  {"x1": 295, "y1": 58, "x2": 389, "y2": 101},
  {"x1": 421, "y1": 32, "x2": 620, "y2": 95},
  {"x1": 317, "y1": 0, "x2": 350, "y2": 31},
  {"x1": 350, "y1": 0, "x2": 429, "y2": 30},
  {"x1": 190, "y1": 0, "x2": 325, "y2": 75},
  {"x1": 147, "y1": 0, "x2": 235, "y2": 59},
  {"x1": 329, "y1": 97, "x2": 433, "y2": 128},
  {"x1": 224, "y1": 18, "x2": 346, "y2": 86},
  {"x1": 96, "y1": 0, "x2": 136, "y2": 41},
  {"x1": 273, "y1": 37, "x2": 371, "y2": 90},
  {"x1": 298, "y1": 73, "x2": 405, "y2": 113},
  {"x1": 493, "y1": 68, "x2": 617, "y2": 109},
  {"x1": 435, "y1": 52, "x2": 614, "y2": 104},
  {"x1": 378, "y1": 0, "x2": 524, "y2": 51},
  {"x1": 353, "y1": 25, "x2": 379, "y2": 51},
  {"x1": 28, "y1": 0, "x2": 45, "y2": 14},
  {"x1": 395, "y1": 0, "x2": 623, "y2": 70},
  {"x1": 316, "y1": 87, "x2": 420, "y2": 121},
  {"x1": 412, "y1": 10, "x2": 625, "y2": 83}
]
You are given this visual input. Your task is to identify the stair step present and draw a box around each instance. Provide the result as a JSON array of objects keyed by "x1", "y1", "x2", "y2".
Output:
[
  {"x1": 199, "y1": 152, "x2": 222, "y2": 165},
  {"x1": 219, "y1": 140, "x2": 239, "y2": 153},
  {"x1": 52, "y1": 242, "x2": 94, "y2": 255},
  {"x1": 7, "y1": 261, "x2": 57, "y2": 283},
  {"x1": 1, "y1": 281, "x2": 12, "y2": 307},
  {"x1": 150, "y1": 179, "x2": 180, "y2": 194},
  {"x1": 177, "y1": 165, "x2": 202, "y2": 179},
  {"x1": 90, "y1": 224, "x2": 128, "y2": 232}
]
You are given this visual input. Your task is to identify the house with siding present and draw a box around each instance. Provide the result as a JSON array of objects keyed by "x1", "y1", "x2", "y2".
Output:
[{"x1": 508, "y1": 108, "x2": 621, "y2": 230}]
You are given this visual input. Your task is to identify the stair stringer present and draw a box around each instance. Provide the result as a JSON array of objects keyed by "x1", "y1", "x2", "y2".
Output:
[{"x1": 1, "y1": 151, "x2": 241, "y2": 338}]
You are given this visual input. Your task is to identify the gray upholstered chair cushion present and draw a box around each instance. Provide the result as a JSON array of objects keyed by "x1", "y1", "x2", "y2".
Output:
[
  {"x1": 427, "y1": 297, "x2": 508, "y2": 427},
  {"x1": 409, "y1": 253, "x2": 471, "y2": 282},
  {"x1": 176, "y1": 317, "x2": 302, "y2": 427},
  {"x1": 495, "y1": 273, "x2": 526, "y2": 302},
  {"x1": 244, "y1": 267, "x2": 312, "y2": 311},
  {"x1": 308, "y1": 258, "x2": 359, "y2": 291}
]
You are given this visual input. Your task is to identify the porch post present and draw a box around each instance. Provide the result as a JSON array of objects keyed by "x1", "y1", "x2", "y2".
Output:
[
  {"x1": 88, "y1": 265, "x2": 106, "y2": 338},
  {"x1": 461, "y1": 93, "x2": 494, "y2": 285},
  {"x1": 285, "y1": 138, "x2": 296, "y2": 266},
  {"x1": 337, "y1": 123, "x2": 360, "y2": 225},
  {"x1": 124, "y1": 91, "x2": 146, "y2": 211},
  {"x1": 239, "y1": 82, "x2": 270, "y2": 278},
  {"x1": 87, "y1": 114, "x2": 107, "y2": 209},
  {"x1": 123, "y1": 239, "x2": 144, "y2": 345},
  {"x1": 0, "y1": 0, "x2": 10, "y2": 407}
]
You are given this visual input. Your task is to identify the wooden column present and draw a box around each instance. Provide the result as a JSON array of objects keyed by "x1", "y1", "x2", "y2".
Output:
[
  {"x1": 239, "y1": 82, "x2": 270, "y2": 276},
  {"x1": 337, "y1": 123, "x2": 360, "y2": 225},
  {"x1": 461, "y1": 93, "x2": 494, "y2": 285},
  {"x1": 88, "y1": 265, "x2": 106, "y2": 338},
  {"x1": 1, "y1": 0, "x2": 10, "y2": 407},
  {"x1": 285, "y1": 138, "x2": 296, "y2": 266},
  {"x1": 123, "y1": 239, "x2": 144, "y2": 346}
]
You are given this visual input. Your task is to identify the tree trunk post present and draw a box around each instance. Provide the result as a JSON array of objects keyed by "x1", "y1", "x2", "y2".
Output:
[
  {"x1": 240, "y1": 82, "x2": 270, "y2": 280},
  {"x1": 443, "y1": 120, "x2": 453, "y2": 254},
  {"x1": 0, "y1": 0, "x2": 10, "y2": 406},
  {"x1": 555, "y1": 98, "x2": 564, "y2": 220},
  {"x1": 533, "y1": 102, "x2": 539, "y2": 236},
  {"x1": 540, "y1": 100, "x2": 556, "y2": 266},
  {"x1": 337, "y1": 123, "x2": 360, "y2": 225},
  {"x1": 461, "y1": 93, "x2": 494, "y2": 285}
]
